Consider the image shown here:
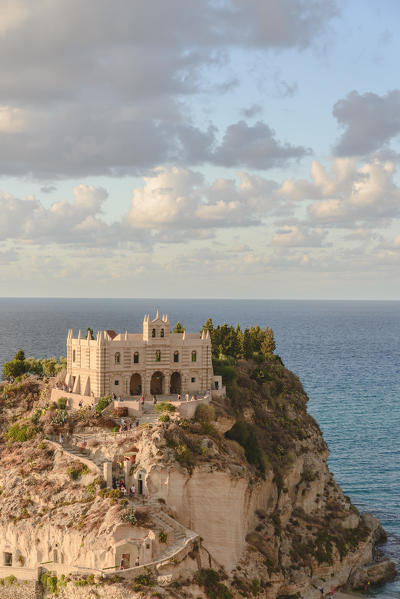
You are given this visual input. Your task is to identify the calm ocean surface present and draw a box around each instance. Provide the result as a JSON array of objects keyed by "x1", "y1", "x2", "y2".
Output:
[{"x1": 0, "y1": 298, "x2": 399, "y2": 597}]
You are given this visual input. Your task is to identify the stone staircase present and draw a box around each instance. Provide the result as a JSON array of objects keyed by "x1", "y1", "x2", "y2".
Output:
[
  {"x1": 151, "y1": 509, "x2": 198, "y2": 563},
  {"x1": 64, "y1": 442, "x2": 108, "y2": 471},
  {"x1": 45, "y1": 437, "x2": 106, "y2": 477}
]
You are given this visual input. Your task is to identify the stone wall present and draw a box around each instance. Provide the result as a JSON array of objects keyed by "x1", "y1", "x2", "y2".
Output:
[
  {"x1": 50, "y1": 389, "x2": 94, "y2": 409},
  {"x1": 0, "y1": 580, "x2": 40, "y2": 599}
]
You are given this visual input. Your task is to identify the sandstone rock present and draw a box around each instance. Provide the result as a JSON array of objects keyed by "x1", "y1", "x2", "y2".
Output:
[
  {"x1": 349, "y1": 559, "x2": 396, "y2": 588},
  {"x1": 361, "y1": 512, "x2": 387, "y2": 543}
]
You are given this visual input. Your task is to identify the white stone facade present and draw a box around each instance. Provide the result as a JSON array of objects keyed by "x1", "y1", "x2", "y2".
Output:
[{"x1": 65, "y1": 312, "x2": 214, "y2": 398}]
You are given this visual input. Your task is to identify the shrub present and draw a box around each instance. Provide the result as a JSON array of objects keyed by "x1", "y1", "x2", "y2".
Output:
[
  {"x1": 5, "y1": 422, "x2": 38, "y2": 443},
  {"x1": 57, "y1": 397, "x2": 68, "y2": 409},
  {"x1": 160, "y1": 414, "x2": 170, "y2": 422},
  {"x1": 134, "y1": 572, "x2": 155, "y2": 588},
  {"x1": 95, "y1": 395, "x2": 112, "y2": 415},
  {"x1": 194, "y1": 569, "x2": 233, "y2": 599},
  {"x1": 120, "y1": 507, "x2": 137, "y2": 525},
  {"x1": 52, "y1": 409, "x2": 68, "y2": 426},
  {"x1": 155, "y1": 402, "x2": 176, "y2": 414},
  {"x1": 175, "y1": 443, "x2": 194, "y2": 469},
  {"x1": 67, "y1": 463, "x2": 90, "y2": 480},
  {"x1": 158, "y1": 530, "x2": 168, "y2": 543},
  {"x1": 5, "y1": 575, "x2": 17, "y2": 586},
  {"x1": 225, "y1": 420, "x2": 265, "y2": 476},
  {"x1": 195, "y1": 403, "x2": 215, "y2": 424}
]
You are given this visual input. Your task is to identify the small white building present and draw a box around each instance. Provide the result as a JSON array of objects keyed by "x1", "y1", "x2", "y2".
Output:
[{"x1": 65, "y1": 312, "x2": 216, "y2": 398}]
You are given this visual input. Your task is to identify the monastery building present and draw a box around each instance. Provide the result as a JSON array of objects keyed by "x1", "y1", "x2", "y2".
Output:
[{"x1": 65, "y1": 312, "x2": 216, "y2": 399}]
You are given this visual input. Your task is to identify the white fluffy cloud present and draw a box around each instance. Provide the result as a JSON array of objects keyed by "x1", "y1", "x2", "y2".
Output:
[
  {"x1": 279, "y1": 158, "x2": 400, "y2": 227},
  {"x1": 0, "y1": 185, "x2": 122, "y2": 246},
  {"x1": 127, "y1": 166, "x2": 282, "y2": 230}
]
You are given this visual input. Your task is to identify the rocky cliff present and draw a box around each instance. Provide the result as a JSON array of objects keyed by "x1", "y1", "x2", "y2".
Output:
[{"x1": 0, "y1": 357, "x2": 395, "y2": 599}]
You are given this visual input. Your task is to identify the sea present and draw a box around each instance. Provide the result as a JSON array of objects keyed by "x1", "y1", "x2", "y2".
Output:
[{"x1": 0, "y1": 298, "x2": 399, "y2": 597}]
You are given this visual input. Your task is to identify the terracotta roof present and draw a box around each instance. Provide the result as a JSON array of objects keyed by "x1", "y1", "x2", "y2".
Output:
[{"x1": 105, "y1": 329, "x2": 117, "y2": 339}]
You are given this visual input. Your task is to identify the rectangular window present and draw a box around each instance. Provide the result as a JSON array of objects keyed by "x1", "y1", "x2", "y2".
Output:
[
  {"x1": 3, "y1": 552, "x2": 12, "y2": 566},
  {"x1": 156, "y1": 350, "x2": 161, "y2": 362},
  {"x1": 114, "y1": 380, "x2": 119, "y2": 386},
  {"x1": 191, "y1": 377, "x2": 196, "y2": 383},
  {"x1": 134, "y1": 352, "x2": 139, "y2": 364}
]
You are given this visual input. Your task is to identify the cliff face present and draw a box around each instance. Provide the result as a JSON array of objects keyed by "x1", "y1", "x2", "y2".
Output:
[{"x1": 0, "y1": 358, "x2": 395, "y2": 599}]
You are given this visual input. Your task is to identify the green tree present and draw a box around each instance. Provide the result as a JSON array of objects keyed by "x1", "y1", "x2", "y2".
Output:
[
  {"x1": 2, "y1": 359, "x2": 27, "y2": 380},
  {"x1": 14, "y1": 349, "x2": 25, "y2": 361},
  {"x1": 261, "y1": 326, "x2": 276, "y2": 357},
  {"x1": 202, "y1": 318, "x2": 214, "y2": 333},
  {"x1": 173, "y1": 322, "x2": 186, "y2": 333}
]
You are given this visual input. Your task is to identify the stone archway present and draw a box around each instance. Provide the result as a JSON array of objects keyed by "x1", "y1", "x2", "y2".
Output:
[
  {"x1": 130, "y1": 373, "x2": 142, "y2": 395},
  {"x1": 170, "y1": 371, "x2": 181, "y2": 394},
  {"x1": 150, "y1": 371, "x2": 164, "y2": 395}
]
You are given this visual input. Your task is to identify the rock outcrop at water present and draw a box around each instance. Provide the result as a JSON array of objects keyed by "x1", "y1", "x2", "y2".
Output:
[{"x1": 0, "y1": 358, "x2": 395, "y2": 599}]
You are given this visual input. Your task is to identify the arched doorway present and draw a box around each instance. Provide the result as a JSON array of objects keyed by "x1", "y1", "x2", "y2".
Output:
[
  {"x1": 150, "y1": 371, "x2": 163, "y2": 395},
  {"x1": 170, "y1": 371, "x2": 181, "y2": 394},
  {"x1": 130, "y1": 373, "x2": 142, "y2": 395}
]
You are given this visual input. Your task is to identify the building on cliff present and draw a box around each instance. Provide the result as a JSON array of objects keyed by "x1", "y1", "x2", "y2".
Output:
[{"x1": 65, "y1": 311, "x2": 217, "y2": 399}]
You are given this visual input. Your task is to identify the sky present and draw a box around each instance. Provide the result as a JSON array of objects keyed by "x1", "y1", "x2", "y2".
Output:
[{"x1": 1, "y1": 0, "x2": 400, "y2": 299}]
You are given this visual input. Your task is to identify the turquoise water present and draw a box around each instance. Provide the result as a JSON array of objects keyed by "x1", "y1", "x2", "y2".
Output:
[{"x1": 0, "y1": 298, "x2": 399, "y2": 596}]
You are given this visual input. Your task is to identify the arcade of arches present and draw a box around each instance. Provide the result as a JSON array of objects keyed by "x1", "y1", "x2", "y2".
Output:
[{"x1": 129, "y1": 370, "x2": 183, "y2": 396}]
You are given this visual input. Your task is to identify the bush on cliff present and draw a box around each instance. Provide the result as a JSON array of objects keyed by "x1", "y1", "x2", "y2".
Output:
[
  {"x1": 225, "y1": 420, "x2": 265, "y2": 476},
  {"x1": 95, "y1": 395, "x2": 112, "y2": 415},
  {"x1": 194, "y1": 569, "x2": 233, "y2": 599},
  {"x1": 5, "y1": 422, "x2": 39, "y2": 443}
]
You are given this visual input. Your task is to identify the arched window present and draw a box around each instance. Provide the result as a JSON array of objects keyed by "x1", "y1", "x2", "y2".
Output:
[
  {"x1": 160, "y1": 328, "x2": 164, "y2": 337},
  {"x1": 72, "y1": 350, "x2": 76, "y2": 362},
  {"x1": 115, "y1": 352, "x2": 120, "y2": 364},
  {"x1": 155, "y1": 350, "x2": 161, "y2": 362},
  {"x1": 191, "y1": 350, "x2": 197, "y2": 362},
  {"x1": 174, "y1": 351, "x2": 179, "y2": 363},
  {"x1": 134, "y1": 352, "x2": 139, "y2": 364},
  {"x1": 152, "y1": 328, "x2": 156, "y2": 338}
]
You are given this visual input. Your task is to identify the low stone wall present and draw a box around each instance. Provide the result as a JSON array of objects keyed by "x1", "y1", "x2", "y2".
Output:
[
  {"x1": 111, "y1": 399, "x2": 140, "y2": 417},
  {"x1": 177, "y1": 397, "x2": 210, "y2": 419},
  {"x1": 0, "y1": 565, "x2": 40, "y2": 581},
  {"x1": 111, "y1": 535, "x2": 199, "y2": 581},
  {"x1": 50, "y1": 389, "x2": 94, "y2": 409}
]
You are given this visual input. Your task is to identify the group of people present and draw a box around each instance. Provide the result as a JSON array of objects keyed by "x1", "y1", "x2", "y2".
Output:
[{"x1": 112, "y1": 477, "x2": 136, "y2": 499}]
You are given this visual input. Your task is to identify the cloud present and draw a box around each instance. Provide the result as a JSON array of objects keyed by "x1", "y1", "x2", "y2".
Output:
[
  {"x1": 272, "y1": 224, "x2": 327, "y2": 247},
  {"x1": 0, "y1": 185, "x2": 133, "y2": 247},
  {"x1": 127, "y1": 166, "x2": 283, "y2": 231},
  {"x1": 279, "y1": 157, "x2": 400, "y2": 227},
  {"x1": 0, "y1": 0, "x2": 335, "y2": 177},
  {"x1": 333, "y1": 90, "x2": 400, "y2": 156},
  {"x1": 212, "y1": 121, "x2": 311, "y2": 169},
  {"x1": 241, "y1": 105, "x2": 263, "y2": 118},
  {"x1": 40, "y1": 185, "x2": 57, "y2": 194}
]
